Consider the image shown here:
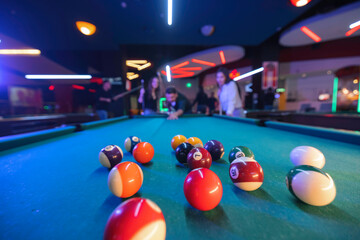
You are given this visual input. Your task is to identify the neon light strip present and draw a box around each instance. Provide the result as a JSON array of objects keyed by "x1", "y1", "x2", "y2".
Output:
[
  {"x1": 168, "y1": 0, "x2": 172, "y2": 26},
  {"x1": 233, "y1": 67, "x2": 264, "y2": 81},
  {"x1": 137, "y1": 62, "x2": 151, "y2": 71},
  {"x1": 126, "y1": 60, "x2": 148, "y2": 64},
  {"x1": 26, "y1": 75, "x2": 92, "y2": 79},
  {"x1": 171, "y1": 61, "x2": 189, "y2": 70},
  {"x1": 349, "y1": 20, "x2": 360, "y2": 29},
  {"x1": 128, "y1": 74, "x2": 139, "y2": 80},
  {"x1": 172, "y1": 73, "x2": 194, "y2": 78},
  {"x1": 219, "y1": 51, "x2": 226, "y2": 64},
  {"x1": 0, "y1": 49, "x2": 41, "y2": 55},
  {"x1": 159, "y1": 97, "x2": 168, "y2": 112},
  {"x1": 358, "y1": 75, "x2": 360, "y2": 113},
  {"x1": 332, "y1": 77, "x2": 338, "y2": 112},
  {"x1": 161, "y1": 70, "x2": 166, "y2": 76},
  {"x1": 345, "y1": 25, "x2": 360, "y2": 36},
  {"x1": 173, "y1": 67, "x2": 202, "y2": 71},
  {"x1": 191, "y1": 59, "x2": 216, "y2": 67},
  {"x1": 300, "y1": 26, "x2": 321, "y2": 42},
  {"x1": 72, "y1": 85, "x2": 85, "y2": 90},
  {"x1": 166, "y1": 65, "x2": 171, "y2": 82}
]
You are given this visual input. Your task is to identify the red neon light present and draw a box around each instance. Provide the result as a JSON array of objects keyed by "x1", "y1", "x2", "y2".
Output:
[
  {"x1": 172, "y1": 72, "x2": 195, "y2": 78},
  {"x1": 90, "y1": 77, "x2": 103, "y2": 84},
  {"x1": 171, "y1": 61, "x2": 189, "y2": 70},
  {"x1": 89, "y1": 89, "x2": 96, "y2": 93},
  {"x1": 345, "y1": 25, "x2": 360, "y2": 36},
  {"x1": 161, "y1": 70, "x2": 167, "y2": 76},
  {"x1": 301, "y1": 26, "x2": 321, "y2": 42},
  {"x1": 191, "y1": 59, "x2": 216, "y2": 67},
  {"x1": 173, "y1": 67, "x2": 202, "y2": 71},
  {"x1": 72, "y1": 85, "x2": 85, "y2": 90},
  {"x1": 219, "y1": 51, "x2": 226, "y2": 64},
  {"x1": 49, "y1": 85, "x2": 55, "y2": 91}
]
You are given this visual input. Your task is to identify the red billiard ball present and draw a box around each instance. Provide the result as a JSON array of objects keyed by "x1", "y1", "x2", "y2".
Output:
[
  {"x1": 229, "y1": 157, "x2": 264, "y2": 191},
  {"x1": 183, "y1": 168, "x2": 223, "y2": 211},
  {"x1": 133, "y1": 142, "x2": 154, "y2": 164},
  {"x1": 108, "y1": 162, "x2": 143, "y2": 198},
  {"x1": 99, "y1": 145, "x2": 123, "y2": 169},
  {"x1": 104, "y1": 198, "x2": 166, "y2": 240},
  {"x1": 187, "y1": 147, "x2": 212, "y2": 170},
  {"x1": 204, "y1": 140, "x2": 225, "y2": 161}
]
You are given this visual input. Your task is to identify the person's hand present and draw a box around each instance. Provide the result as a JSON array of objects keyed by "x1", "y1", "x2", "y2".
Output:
[
  {"x1": 140, "y1": 88, "x2": 145, "y2": 95},
  {"x1": 167, "y1": 113, "x2": 178, "y2": 120}
]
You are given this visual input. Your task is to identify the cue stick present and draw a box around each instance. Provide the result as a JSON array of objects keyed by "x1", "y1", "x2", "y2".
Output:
[{"x1": 113, "y1": 85, "x2": 142, "y2": 100}]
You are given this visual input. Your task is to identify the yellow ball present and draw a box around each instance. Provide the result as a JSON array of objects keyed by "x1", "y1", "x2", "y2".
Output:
[
  {"x1": 171, "y1": 135, "x2": 187, "y2": 150},
  {"x1": 187, "y1": 137, "x2": 203, "y2": 148}
]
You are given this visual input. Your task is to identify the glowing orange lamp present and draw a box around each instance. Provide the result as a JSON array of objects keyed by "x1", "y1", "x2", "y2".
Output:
[
  {"x1": 290, "y1": 0, "x2": 312, "y2": 7},
  {"x1": 76, "y1": 21, "x2": 96, "y2": 36}
]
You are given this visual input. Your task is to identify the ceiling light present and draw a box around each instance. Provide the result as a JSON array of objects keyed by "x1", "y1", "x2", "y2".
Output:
[{"x1": 76, "y1": 21, "x2": 96, "y2": 36}]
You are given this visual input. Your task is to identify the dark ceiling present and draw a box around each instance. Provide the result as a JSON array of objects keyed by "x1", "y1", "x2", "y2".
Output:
[{"x1": 1, "y1": 0, "x2": 324, "y2": 50}]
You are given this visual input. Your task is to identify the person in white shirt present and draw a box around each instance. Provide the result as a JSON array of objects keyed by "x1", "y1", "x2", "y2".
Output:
[{"x1": 216, "y1": 67, "x2": 244, "y2": 117}]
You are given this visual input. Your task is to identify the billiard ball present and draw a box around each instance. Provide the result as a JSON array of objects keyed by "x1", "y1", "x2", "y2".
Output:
[
  {"x1": 286, "y1": 165, "x2": 336, "y2": 206},
  {"x1": 204, "y1": 140, "x2": 225, "y2": 161},
  {"x1": 290, "y1": 146, "x2": 325, "y2": 169},
  {"x1": 99, "y1": 145, "x2": 123, "y2": 169},
  {"x1": 133, "y1": 142, "x2": 155, "y2": 164},
  {"x1": 183, "y1": 168, "x2": 223, "y2": 211},
  {"x1": 229, "y1": 157, "x2": 264, "y2": 191},
  {"x1": 104, "y1": 197, "x2": 166, "y2": 240},
  {"x1": 124, "y1": 136, "x2": 141, "y2": 153},
  {"x1": 187, "y1": 147, "x2": 212, "y2": 170},
  {"x1": 175, "y1": 142, "x2": 194, "y2": 164},
  {"x1": 108, "y1": 162, "x2": 143, "y2": 198},
  {"x1": 186, "y1": 137, "x2": 203, "y2": 148},
  {"x1": 171, "y1": 135, "x2": 187, "y2": 150},
  {"x1": 228, "y1": 146, "x2": 254, "y2": 163}
]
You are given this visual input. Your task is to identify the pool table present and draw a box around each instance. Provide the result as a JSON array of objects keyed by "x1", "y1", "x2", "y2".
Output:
[{"x1": 1, "y1": 115, "x2": 360, "y2": 240}]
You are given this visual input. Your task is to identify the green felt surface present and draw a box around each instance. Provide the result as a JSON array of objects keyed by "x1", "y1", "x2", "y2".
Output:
[
  {"x1": 1, "y1": 117, "x2": 360, "y2": 240},
  {"x1": 265, "y1": 121, "x2": 360, "y2": 145}
]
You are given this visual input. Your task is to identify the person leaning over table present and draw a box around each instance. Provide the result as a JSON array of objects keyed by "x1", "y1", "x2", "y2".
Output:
[
  {"x1": 165, "y1": 86, "x2": 192, "y2": 120},
  {"x1": 216, "y1": 67, "x2": 244, "y2": 117}
]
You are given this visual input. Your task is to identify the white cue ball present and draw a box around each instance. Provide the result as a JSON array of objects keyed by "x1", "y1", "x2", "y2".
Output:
[{"x1": 290, "y1": 146, "x2": 325, "y2": 169}]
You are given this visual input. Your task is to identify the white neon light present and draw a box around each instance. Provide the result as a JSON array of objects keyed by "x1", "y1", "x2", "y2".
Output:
[
  {"x1": 25, "y1": 75, "x2": 92, "y2": 79},
  {"x1": 168, "y1": 0, "x2": 172, "y2": 26},
  {"x1": 349, "y1": 20, "x2": 360, "y2": 29},
  {"x1": 0, "y1": 49, "x2": 41, "y2": 55},
  {"x1": 166, "y1": 65, "x2": 171, "y2": 82},
  {"x1": 233, "y1": 67, "x2": 264, "y2": 81}
]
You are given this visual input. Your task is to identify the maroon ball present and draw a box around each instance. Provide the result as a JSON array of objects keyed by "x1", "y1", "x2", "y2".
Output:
[
  {"x1": 204, "y1": 140, "x2": 225, "y2": 161},
  {"x1": 187, "y1": 147, "x2": 212, "y2": 170}
]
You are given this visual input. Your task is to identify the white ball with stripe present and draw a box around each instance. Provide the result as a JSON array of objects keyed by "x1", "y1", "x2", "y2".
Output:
[{"x1": 286, "y1": 165, "x2": 336, "y2": 206}]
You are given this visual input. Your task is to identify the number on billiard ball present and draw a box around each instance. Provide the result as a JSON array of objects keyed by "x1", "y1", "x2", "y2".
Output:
[{"x1": 99, "y1": 145, "x2": 123, "y2": 169}]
